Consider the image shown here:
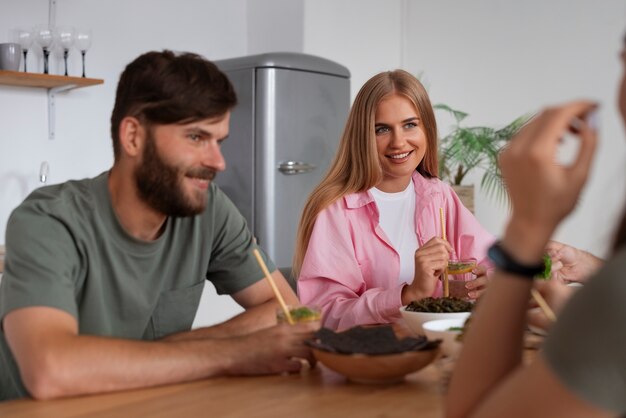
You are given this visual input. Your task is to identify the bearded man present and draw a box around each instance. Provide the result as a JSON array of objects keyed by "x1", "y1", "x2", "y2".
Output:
[{"x1": 0, "y1": 50, "x2": 314, "y2": 401}]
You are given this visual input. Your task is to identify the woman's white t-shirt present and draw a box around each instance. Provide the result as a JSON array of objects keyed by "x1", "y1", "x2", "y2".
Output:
[{"x1": 370, "y1": 180, "x2": 418, "y2": 284}]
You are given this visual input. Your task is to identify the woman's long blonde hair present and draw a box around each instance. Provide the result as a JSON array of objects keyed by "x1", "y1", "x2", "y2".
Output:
[{"x1": 293, "y1": 70, "x2": 438, "y2": 277}]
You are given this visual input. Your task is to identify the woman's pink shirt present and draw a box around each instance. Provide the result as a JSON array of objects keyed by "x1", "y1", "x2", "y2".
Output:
[{"x1": 297, "y1": 172, "x2": 495, "y2": 330}]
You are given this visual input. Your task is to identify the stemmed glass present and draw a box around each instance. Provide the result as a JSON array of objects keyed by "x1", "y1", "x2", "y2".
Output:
[
  {"x1": 74, "y1": 29, "x2": 92, "y2": 78},
  {"x1": 10, "y1": 28, "x2": 33, "y2": 72},
  {"x1": 54, "y1": 26, "x2": 75, "y2": 76},
  {"x1": 34, "y1": 25, "x2": 54, "y2": 74}
]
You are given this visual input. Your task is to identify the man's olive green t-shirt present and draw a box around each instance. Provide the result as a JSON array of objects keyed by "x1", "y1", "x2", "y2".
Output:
[{"x1": 0, "y1": 172, "x2": 275, "y2": 400}]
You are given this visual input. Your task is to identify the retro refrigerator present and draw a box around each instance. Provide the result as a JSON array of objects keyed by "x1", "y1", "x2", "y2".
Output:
[{"x1": 215, "y1": 53, "x2": 350, "y2": 276}]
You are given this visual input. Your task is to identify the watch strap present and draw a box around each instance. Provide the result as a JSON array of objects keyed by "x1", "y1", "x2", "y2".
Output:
[{"x1": 487, "y1": 241, "x2": 545, "y2": 278}]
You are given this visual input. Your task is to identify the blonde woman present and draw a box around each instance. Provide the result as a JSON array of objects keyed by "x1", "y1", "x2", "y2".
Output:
[{"x1": 295, "y1": 70, "x2": 495, "y2": 330}]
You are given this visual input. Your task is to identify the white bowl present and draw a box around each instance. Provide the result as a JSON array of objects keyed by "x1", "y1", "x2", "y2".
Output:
[
  {"x1": 399, "y1": 306, "x2": 471, "y2": 335},
  {"x1": 422, "y1": 318, "x2": 466, "y2": 357}
]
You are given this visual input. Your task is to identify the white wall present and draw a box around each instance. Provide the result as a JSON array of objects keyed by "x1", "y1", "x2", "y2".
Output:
[
  {"x1": 1, "y1": 0, "x2": 625, "y2": 327},
  {"x1": 305, "y1": 0, "x2": 626, "y2": 257},
  {"x1": 0, "y1": 0, "x2": 252, "y2": 327},
  {"x1": 402, "y1": 0, "x2": 626, "y2": 257}
]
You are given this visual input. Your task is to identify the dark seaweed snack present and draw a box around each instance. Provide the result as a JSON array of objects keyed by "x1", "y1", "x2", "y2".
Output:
[
  {"x1": 306, "y1": 326, "x2": 440, "y2": 355},
  {"x1": 405, "y1": 297, "x2": 473, "y2": 313}
]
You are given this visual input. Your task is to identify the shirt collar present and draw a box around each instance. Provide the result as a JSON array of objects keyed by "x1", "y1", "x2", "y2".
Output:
[{"x1": 343, "y1": 171, "x2": 438, "y2": 209}]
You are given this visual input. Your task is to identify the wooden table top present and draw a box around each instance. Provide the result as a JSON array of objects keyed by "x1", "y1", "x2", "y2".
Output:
[{"x1": 0, "y1": 364, "x2": 444, "y2": 418}]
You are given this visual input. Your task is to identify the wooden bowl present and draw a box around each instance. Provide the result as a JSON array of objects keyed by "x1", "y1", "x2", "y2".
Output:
[{"x1": 311, "y1": 346, "x2": 440, "y2": 384}]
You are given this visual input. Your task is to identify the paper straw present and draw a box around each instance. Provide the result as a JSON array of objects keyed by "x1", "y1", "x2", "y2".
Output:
[
  {"x1": 440, "y1": 208, "x2": 449, "y2": 297},
  {"x1": 253, "y1": 249, "x2": 294, "y2": 325}
]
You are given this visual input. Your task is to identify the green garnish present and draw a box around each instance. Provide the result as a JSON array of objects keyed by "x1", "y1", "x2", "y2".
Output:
[
  {"x1": 289, "y1": 307, "x2": 320, "y2": 321},
  {"x1": 448, "y1": 326, "x2": 464, "y2": 332},
  {"x1": 535, "y1": 254, "x2": 552, "y2": 280}
]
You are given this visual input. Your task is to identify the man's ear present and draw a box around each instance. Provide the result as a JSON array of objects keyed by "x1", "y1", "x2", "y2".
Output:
[{"x1": 118, "y1": 116, "x2": 146, "y2": 158}]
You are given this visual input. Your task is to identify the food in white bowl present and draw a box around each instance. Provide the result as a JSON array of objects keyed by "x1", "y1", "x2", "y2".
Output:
[
  {"x1": 422, "y1": 318, "x2": 466, "y2": 357},
  {"x1": 400, "y1": 297, "x2": 472, "y2": 334}
]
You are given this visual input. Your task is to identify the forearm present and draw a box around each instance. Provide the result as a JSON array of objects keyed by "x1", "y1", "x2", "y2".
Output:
[
  {"x1": 167, "y1": 271, "x2": 299, "y2": 341},
  {"x1": 165, "y1": 298, "x2": 289, "y2": 341},
  {"x1": 24, "y1": 334, "x2": 243, "y2": 399},
  {"x1": 320, "y1": 286, "x2": 404, "y2": 329},
  {"x1": 446, "y1": 220, "x2": 550, "y2": 418}
]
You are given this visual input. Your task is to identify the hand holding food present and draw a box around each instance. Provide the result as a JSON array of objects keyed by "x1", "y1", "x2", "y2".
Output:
[
  {"x1": 499, "y1": 101, "x2": 598, "y2": 258},
  {"x1": 545, "y1": 240, "x2": 603, "y2": 283}
]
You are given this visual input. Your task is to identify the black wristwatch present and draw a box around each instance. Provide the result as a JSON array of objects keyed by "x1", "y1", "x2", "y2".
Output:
[{"x1": 487, "y1": 241, "x2": 545, "y2": 279}]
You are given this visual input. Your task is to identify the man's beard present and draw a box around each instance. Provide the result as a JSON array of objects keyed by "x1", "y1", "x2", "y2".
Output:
[{"x1": 135, "y1": 132, "x2": 216, "y2": 217}]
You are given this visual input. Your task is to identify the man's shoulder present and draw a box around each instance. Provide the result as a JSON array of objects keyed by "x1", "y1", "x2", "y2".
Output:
[{"x1": 13, "y1": 174, "x2": 104, "y2": 221}]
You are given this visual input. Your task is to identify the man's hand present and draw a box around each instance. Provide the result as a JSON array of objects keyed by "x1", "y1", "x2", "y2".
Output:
[
  {"x1": 226, "y1": 323, "x2": 318, "y2": 375},
  {"x1": 4, "y1": 305, "x2": 318, "y2": 400}
]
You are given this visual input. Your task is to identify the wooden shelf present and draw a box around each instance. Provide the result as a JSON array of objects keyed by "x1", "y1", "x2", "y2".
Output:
[{"x1": 0, "y1": 70, "x2": 103, "y2": 90}]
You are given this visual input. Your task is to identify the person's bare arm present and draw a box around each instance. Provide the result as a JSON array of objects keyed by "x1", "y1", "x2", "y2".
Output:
[
  {"x1": 446, "y1": 101, "x2": 614, "y2": 417},
  {"x1": 4, "y1": 304, "x2": 314, "y2": 400},
  {"x1": 164, "y1": 270, "x2": 298, "y2": 341}
]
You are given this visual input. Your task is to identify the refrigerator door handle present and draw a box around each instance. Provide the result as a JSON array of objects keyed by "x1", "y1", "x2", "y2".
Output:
[{"x1": 278, "y1": 161, "x2": 317, "y2": 175}]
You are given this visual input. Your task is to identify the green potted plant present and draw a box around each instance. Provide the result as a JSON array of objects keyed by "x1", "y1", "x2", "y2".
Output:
[{"x1": 434, "y1": 104, "x2": 531, "y2": 211}]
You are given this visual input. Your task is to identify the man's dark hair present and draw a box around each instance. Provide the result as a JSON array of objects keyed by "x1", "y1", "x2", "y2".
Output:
[{"x1": 110, "y1": 50, "x2": 237, "y2": 160}]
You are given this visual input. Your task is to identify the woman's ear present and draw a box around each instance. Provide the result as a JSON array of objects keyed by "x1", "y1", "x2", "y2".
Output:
[{"x1": 118, "y1": 116, "x2": 145, "y2": 158}]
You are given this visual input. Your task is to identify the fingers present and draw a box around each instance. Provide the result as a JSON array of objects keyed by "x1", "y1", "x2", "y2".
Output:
[
  {"x1": 465, "y1": 275, "x2": 488, "y2": 290},
  {"x1": 465, "y1": 275, "x2": 489, "y2": 299},
  {"x1": 544, "y1": 240, "x2": 563, "y2": 255},
  {"x1": 421, "y1": 237, "x2": 453, "y2": 253},
  {"x1": 471, "y1": 265, "x2": 488, "y2": 277},
  {"x1": 523, "y1": 101, "x2": 598, "y2": 150},
  {"x1": 415, "y1": 237, "x2": 451, "y2": 268},
  {"x1": 568, "y1": 110, "x2": 598, "y2": 186}
]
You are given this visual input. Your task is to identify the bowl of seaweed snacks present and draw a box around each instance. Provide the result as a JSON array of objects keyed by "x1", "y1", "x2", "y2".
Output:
[
  {"x1": 306, "y1": 325, "x2": 440, "y2": 384},
  {"x1": 400, "y1": 297, "x2": 473, "y2": 334}
]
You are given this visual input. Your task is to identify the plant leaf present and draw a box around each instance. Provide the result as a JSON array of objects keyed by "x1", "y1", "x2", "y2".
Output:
[{"x1": 434, "y1": 103, "x2": 469, "y2": 124}]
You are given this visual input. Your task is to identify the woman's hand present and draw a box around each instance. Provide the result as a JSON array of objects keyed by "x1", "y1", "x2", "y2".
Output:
[
  {"x1": 545, "y1": 240, "x2": 604, "y2": 283},
  {"x1": 465, "y1": 265, "x2": 490, "y2": 299},
  {"x1": 401, "y1": 237, "x2": 452, "y2": 304}
]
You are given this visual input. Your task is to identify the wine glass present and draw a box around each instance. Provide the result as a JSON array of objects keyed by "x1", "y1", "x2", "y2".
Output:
[
  {"x1": 54, "y1": 26, "x2": 75, "y2": 76},
  {"x1": 74, "y1": 29, "x2": 92, "y2": 78},
  {"x1": 34, "y1": 25, "x2": 54, "y2": 74},
  {"x1": 9, "y1": 28, "x2": 33, "y2": 72}
]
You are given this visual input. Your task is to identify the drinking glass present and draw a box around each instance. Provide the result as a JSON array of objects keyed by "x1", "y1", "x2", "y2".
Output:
[
  {"x1": 446, "y1": 258, "x2": 477, "y2": 300},
  {"x1": 74, "y1": 29, "x2": 92, "y2": 78},
  {"x1": 34, "y1": 25, "x2": 54, "y2": 74},
  {"x1": 10, "y1": 28, "x2": 33, "y2": 72},
  {"x1": 276, "y1": 305, "x2": 321, "y2": 324},
  {"x1": 54, "y1": 26, "x2": 75, "y2": 76}
]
